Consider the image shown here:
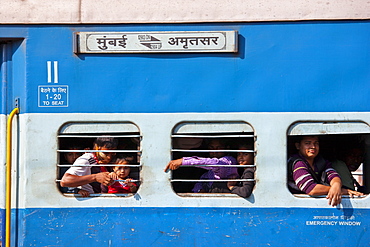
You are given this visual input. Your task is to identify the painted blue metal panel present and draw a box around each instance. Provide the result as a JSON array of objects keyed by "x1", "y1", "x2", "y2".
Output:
[
  {"x1": 0, "y1": 40, "x2": 26, "y2": 115},
  {"x1": 0, "y1": 21, "x2": 369, "y2": 114},
  {"x1": 0, "y1": 209, "x2": 3, "y2": 247},
  {"x1": 14, "y1": 207, "x2": 370, "y2": 246}
]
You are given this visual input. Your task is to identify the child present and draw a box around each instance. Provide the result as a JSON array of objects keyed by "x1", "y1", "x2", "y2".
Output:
[
  {"x1": 59, "y1": 143, "x2": 83, "y2": 194},
  {"x1": 227, "y1": 143, "x2": 255, "y2": 198},
  {"x1": 107, "y1": 158, "x2": 138, "y2": 193},
  {"x1": 60, "y1": 137, "x2": 118, "y2": 197}
]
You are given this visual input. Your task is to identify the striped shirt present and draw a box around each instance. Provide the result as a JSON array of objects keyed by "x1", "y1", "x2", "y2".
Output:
[{"x1": 291, "y1": 154, "x2": 340, "y2": 194}]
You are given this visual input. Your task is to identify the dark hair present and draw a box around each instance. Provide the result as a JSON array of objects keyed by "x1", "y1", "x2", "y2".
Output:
[
  {"x1": 94, "y1": 137, "x2": 118, "y2": 149},
  {"x1": 67, "y1": 143, "x2": 83, "y2": 150},
  {"x1": 206, "y1": 138, "x2": 228, "y2": 148},
  {"x1": 115, "y1": 157, "x2": 129, "y2": 164},
  {"x1": 238, "y1": 143, "x2": 253, "y2": 150},
  {"x1": 294, "y1": 135, "x2": 319, "y2": 144}
]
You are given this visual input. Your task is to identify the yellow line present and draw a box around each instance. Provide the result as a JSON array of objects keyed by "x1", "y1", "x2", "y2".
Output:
[{"x1": 5, "y1": 108, "x2": 19, "y2": 247}]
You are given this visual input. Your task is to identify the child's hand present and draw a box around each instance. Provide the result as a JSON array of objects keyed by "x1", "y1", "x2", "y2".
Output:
[
  {"x1": 227, "y1": 175, "x2": 238, "y2": 190},
  {"x1": 108, "y1": 172, "x2": 119, "y2": 180},
  {"x1": 227, "y1": 181, "x2": 237, "y2": 190},
  {"x1": 126, "y1": 178, "x2": 134, "y2": 186},
  {"x1": 126, "y1": 179, "x2": 138, "y2": 193},
  {"x1": 78, "y1": 189, "x2": 90, "y2": 197}
]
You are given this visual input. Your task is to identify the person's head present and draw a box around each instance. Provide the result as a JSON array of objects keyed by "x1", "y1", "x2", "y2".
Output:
[
  {"x1": 93, "y1": 137, "x2": 118, "y2": 164},
  {"x1": 64, "y1": 151, "x2": 82, "y2": 164},
  {"x1": 63, "y1": 144, "x2": 83, "y2": 164},
  {"x1": 295, "y1": 136, "x2": 319, "y2": 161},
  {"x1": 344, "y1": 147, "x2": 364, "y2": 171},
  {"x1": 112, "y1": 158, "x2": 131, "y2": 179},
  {"x1": 237, "y1": 144, "x2": 254, "y2": 165},
  {"x1": 208, "y1": 139, "x2": 227, "y2": 158}
]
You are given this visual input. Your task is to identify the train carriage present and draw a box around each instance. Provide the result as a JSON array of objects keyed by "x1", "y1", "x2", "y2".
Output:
[{"x1": 1, "y1": 1, "x2": 370, "y2": 246}]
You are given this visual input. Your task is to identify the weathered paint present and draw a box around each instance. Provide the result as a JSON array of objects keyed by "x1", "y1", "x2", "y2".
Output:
[
  {"x1": 1, "y1": 0, "x2": 370, "y2": 24},
  {"x1": 0, "y1": 21, "x2": 370, "y2": 115},
  {"x1": 1, "y1": 20, "x2": 370, "y2": 247},
  {"x1": 13, "y1": 207, "x2": 370, "y2": 246}
]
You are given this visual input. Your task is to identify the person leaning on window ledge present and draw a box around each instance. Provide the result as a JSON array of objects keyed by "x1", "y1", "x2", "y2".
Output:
[{"x1": 288, "y1": 136, "x2": 363, "y2": 207}]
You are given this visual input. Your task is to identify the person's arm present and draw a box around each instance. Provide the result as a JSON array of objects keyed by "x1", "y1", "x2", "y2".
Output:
[
  {"x1": 164, "y1": 158, "x2": 183, "y2": 171},
  {"x1": 126, "y1": 179, "x2": 138, "y2": 193},
  {"x1": 182, "y1": 156, "x2": 234, "y2": 168},
  {"x1": 307, "y1": 162, "x2": 348, "y2": 206},
  {"x1": 228, "y1": 168, "x2": 255, "y2": 198},
  {"x1": 165, "y1": 156, "x2": 236, "y2": 170},
  {"x1": 342, "y1": 188, "x2": 364, "y2": 197},
  {"x1": 60, "y1": 172, "x2": 112, "y2": 187},
  {"x1": 78, "y1": 189, "x2": 90, "y2": 197}
]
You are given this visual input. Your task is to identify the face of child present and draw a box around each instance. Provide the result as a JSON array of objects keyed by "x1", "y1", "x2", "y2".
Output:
[
  {"x1": 208, "y1": 140, "x2": 226, "y2": 158},
  {"x1": 237, "y1": 147, "x2": 254, "y2": 165},
  {"x1": 64, "y1": 151, "x2": 82, "y2": 164},
  {"x1": 345, "y1": 148, "x2": 364, "y2": 171},
  {"x1": 113, "y1": 165, "x2": 131, "y2": 179},
  {"x1": 95, "y1": 146, "x2": 116, "y2": 164},
  {"x1": 295, "y1": 136, "x2": 319, "y2": 161}
]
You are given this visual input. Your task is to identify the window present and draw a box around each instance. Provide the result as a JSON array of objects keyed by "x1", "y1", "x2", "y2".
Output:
[
  {"x1": 287, "y1": 121, "x2": 370, "y2": 195},
  {"x1": 170, "y1": 121, "x2": 256, "y2": 196},
  {"x1": 56, "y1": 122, "x2": 141, "y2": 197}
]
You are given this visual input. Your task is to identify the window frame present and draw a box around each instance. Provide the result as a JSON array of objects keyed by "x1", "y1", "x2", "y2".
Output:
[
  {"x1": 287, "y1": 121, "x2": 370, "y2": 197},
  {"x1": 56, "y1": 122, "x2": 142, "y2": 197},
  {"x1": 170, "y1": 121, "x2": 256, "y2": 197}
]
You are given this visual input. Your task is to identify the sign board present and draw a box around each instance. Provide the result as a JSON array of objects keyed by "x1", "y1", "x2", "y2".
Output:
[
  {"x1": 38, "y1": 85, "x2": 68, "y2": 107},
  {"x1": 76, "y1": 31, "x2": 238, "y2": 53}
]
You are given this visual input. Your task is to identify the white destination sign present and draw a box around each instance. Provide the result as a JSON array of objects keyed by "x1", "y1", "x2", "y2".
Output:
[{"x1": 76, "y1": 31, "x2": 237, "y2": 53}]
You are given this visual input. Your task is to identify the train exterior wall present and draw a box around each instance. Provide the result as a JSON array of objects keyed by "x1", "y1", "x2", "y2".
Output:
[{"x1": 0, "y1": 20, "x2": 370, "y2": 246}]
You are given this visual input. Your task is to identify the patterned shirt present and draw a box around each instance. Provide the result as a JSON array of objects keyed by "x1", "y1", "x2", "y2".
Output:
[{"x1": 291, "y1": 154, "x2": 340, "y2": 194}]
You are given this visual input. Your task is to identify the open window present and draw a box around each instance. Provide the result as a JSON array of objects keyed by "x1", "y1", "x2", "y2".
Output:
[
  {"x1": 56, "y1": 122, "x2": 141, "y2": 197},
  {"x1": 287, "y1": 121, "x2": 370, "y2": 196},
  {"x1": 170, "y1": 121, "x2": 255, "y2": 197}
]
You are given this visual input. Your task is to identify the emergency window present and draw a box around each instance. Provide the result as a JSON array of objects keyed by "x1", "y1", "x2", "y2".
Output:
[
  {"x1": 170, "y1": 121, "x2": 256, "y2": 196},
  {"x1": 287, "y1": 121, "x2": 370, "y2": 196},
  {"x1": 56, "y1": 122, "x2": 141, "y2": 197}
]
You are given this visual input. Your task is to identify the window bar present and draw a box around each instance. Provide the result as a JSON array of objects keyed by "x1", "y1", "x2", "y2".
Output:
[
  {"x1": 171, "y1": 149, "x2": 254, "y2": 153},
  {"x1": 179, "y1": 164, "x2": 255, "y2": 167},
  {"x1": 58, "y1": 134, "x2": 141, "y2": 138},
  {"x1": 171, "y1": 134, "x2": 255, "y2": 138},
  {"x1": 170, "y1": 179, "x2": 255, "y2": 182},
  {"x1": 57, "y1": 164, "x2": 142, "y2": 167},
  {"x1": 55, "y1": 179, "x2": 140, "y2": 183}
]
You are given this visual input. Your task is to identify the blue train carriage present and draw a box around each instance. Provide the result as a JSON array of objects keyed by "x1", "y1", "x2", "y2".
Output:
[{"x1": 1, "y1": 0, "x2": 370, "y2": 246}]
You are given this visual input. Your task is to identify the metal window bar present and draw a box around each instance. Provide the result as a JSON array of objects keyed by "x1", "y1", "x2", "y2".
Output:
[
  {"x1": 171, "y1": 149, "x2": 255, "y2": 153},
  {"x1": 57, "y1": 149, "x2": 141, "y2": 153},
  {"x1": 176, "y1": 193, "x2": 244, "y2": 197},
  {"x1": 58, "y1": 134, "x2": 141, "y2": 138},
  {"x1": 63, "y1": 193, "x2": 135, "y2": 197},
  {"x1": 179, "y1": 164, "x2": 255, "y2": 167},
  {"x1": 56, "y1": 179, "x2": 140, "y2": 183},
  {"x1": 57, "y1": 164, "x2": 142, "y2": 167},
  {"x1": 171, "y1": 134, "x2": 255, "y2": 138},
  {"x1": 170, "y1": 179, "x2": 255, "y2": 182}
]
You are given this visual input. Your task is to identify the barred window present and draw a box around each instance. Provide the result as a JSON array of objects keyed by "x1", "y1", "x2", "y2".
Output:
[
  {"x1": 170, "y1": 121, "x2": 256, "y2": 197},
  {"x1": 56, "y1": 122, "x2": 141, "y2": 197}
]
